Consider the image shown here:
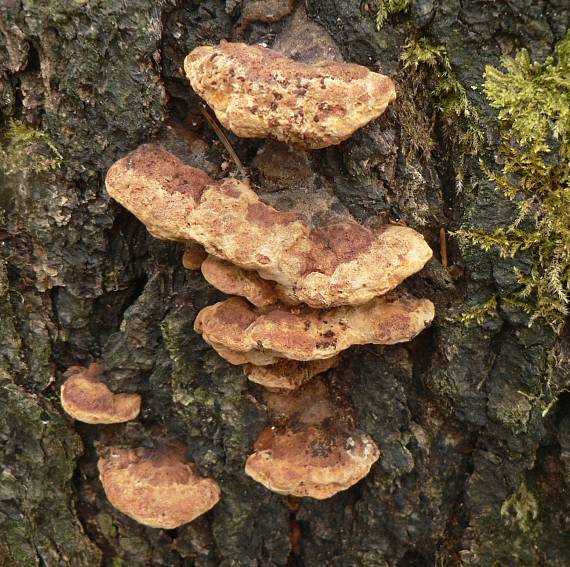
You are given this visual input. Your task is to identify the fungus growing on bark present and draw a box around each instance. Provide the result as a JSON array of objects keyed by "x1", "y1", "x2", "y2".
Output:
[
  {"x1": 201, "y1": 255, "x2": 279, "y2": 307},
  {"x1": 245, "y1": 357, "x2": 339, "y2": 390},
  {"x1": 245, "y1": 424, "x2": 379, "y2": 498},
  {"x1": 194, "y1": 294, "x2": 435, "y2": 365},
  {"x1": 98, "y1": 444, "x2": 221, "y2": 529},
  {"x1": 60, "y1": 363, "x2": 141, "y2": 424},
  {"x1": 246, "y1": 378, "x2": 379, "y2": 498},
  {"x1": 184, "y1": 42, "x2": 396, "y2": 149},
  {"x1": 106, "y1": 145, "x2": 432, "y2": 308},
  {"x1": 182, "y1": 241, "x2": 208, "y2": 270}
]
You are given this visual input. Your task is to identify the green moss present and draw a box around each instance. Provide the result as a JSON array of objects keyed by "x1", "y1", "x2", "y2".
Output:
[
  {"x1": 375, "y1": 0, "x2": 410, "y2": 29},
  {"x1": 456, "y1": 32, "x2": 570, "y2": 331},
  {"x1": 457, "y1": 294, "x2": 498, "y2": 325},
  {"x1": 501, "y1": 481, "x2": 541, "y2": 536},
  {"x1": 398, "y1": 38, "x2": 483, "y2": 185},
  {"x1": 0, "y1": 119, "x2": 63, "y2": 174},
  {"x1": 96, "y1": 512, "x2": 118, "y2": 539}
]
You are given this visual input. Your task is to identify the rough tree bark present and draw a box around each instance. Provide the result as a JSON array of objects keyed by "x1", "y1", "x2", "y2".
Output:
[{"x1": 1, "y1": 1, "x2": 569, "y2": 565}]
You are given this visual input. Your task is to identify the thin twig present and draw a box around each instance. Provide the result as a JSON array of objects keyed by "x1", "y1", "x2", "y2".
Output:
[
  {"x1": 199, "y1": 104, "x2": 246, "y2": 177},
  {"x1": 440, "y1": 226, "x2": 448, "y2": 268}
]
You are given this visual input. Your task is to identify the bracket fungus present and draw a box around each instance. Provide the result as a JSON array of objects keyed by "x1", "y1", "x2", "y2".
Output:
[
  {"x1": 195, "y1": 294, "x2": 435, "y2": 365},
  {"x1": 246, "y1": 379, "x2": 379, "y2": 498},
  {"x1": 105, "y1": 145, "x2": 432, "y2": 308},
  {"x1": 184, "y1": 42, "x2": 396, "y2": 149},
  {"x1": 246, "y1": 424, "x2": 379, "y2": 498},
  {"x1": 245, "y1": 357, "x2": 339, "y2": 390},
  {"x1": 61, "y1": 364, "x2": 141, "y2": 424},
  {"x1": 98, "y1": 444, "x2": 221, "y2": 529},
  {"x1": 201, "y1": 255, "x2": 279, "y2": 307},
  {"x1": 100, "y1": 37, "x2": 435, "y2": 505},
  {"x1": 182, "y1": 241, "x2": 208, "y2": 270}
]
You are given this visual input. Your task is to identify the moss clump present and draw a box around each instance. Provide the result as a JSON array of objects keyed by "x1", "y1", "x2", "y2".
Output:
[
  {"x1": 375, "y1": 0, "x2": 410, "y2": 29},
  {"x1": 456, "y1": 32, "x2": 570, "y2": 331},
  {"x1": 0, "y1": 119, "x2": 63, "y2": 174},
  {"x1": 457, "y1": 294, "x2": 498, "y2": 325},
  {"x1": 398, "y1": 38, "x2": 483, "y2": 186},
  {"x1": 501, "y1": 481, "x2": 540, "y2": 536}
]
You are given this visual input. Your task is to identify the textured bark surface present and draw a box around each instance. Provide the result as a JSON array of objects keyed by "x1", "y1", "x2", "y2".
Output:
[{"x1": 1, "y1": 1, "x2": 569, "y2": 565}]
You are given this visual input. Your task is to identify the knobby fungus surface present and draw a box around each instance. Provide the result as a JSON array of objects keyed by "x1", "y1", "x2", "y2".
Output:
[
  {"x1": 106, "y1": 145, "x2": 432, "y2": 308},
  {"x1": 60, "y1": 363, "x2": 141, "y2": 424},
  {"x1": 98, "y1": 444, "x2": 221, "y2": 529},
  {"x1": 184, "y1": 42, "x2": 396, "y2": 149},
  {"x1": 195, "y1": 294, "x2": 435, "y2": 365}
]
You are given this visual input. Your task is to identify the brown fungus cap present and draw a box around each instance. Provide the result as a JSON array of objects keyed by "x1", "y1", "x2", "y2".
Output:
[
  {"x1": 245, "y1": 424, "x2": 379, "y2": 498},
  {"x1": 182, "y1": 241, "x2": 208, "y2": 270},
  {"x1": 201, "y1": 255, "x2": 279, "y2": 307},
  {"x1": 60, "y1": 364, "x2": 141, "y2": 424},
  {"x1": 98, "y1": 444, "x2": 221, "y2": 529},
  {"x1": 106, "y1": 145, "x2": 432, "y2": 308},
  {"x1": 194, "y1": 294, "x2": 435, "y2": 365},
  {"x1": 184, "y1": 42, "x2": 396, "y2": 150},
  {"x1": 245, "y1": 357, "x2": 339, "y2": 390}
]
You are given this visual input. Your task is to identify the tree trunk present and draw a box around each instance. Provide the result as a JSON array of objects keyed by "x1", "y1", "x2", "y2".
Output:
[{"x1": 1, "y1": 1, "x2": 569, "y2": 565}]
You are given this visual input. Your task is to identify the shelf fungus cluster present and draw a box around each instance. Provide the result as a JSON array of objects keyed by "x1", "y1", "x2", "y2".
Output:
[
  {"x1": 60, "y1": 40, "x2": 434, "y2": 526},
  {"x1": 60, "y1": 364, "x2": 221, "y2": 529}
]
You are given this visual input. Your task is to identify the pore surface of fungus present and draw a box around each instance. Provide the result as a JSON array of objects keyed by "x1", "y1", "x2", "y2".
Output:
[
  {"x1": 195, "y1": 294, "x2": 435, "y2": 365},
  {"x1": 245, "y1": 357, "x2": 339, "y2": 390},
  {"x1": 184, "y1": 42, "x2": 396, "y2": 149},
  {"x1": 60, "y1": 363, "x2": 141, "y2": 424},
  {"x1": 106, "y1": 145, "x2": 432, "y2": 308},
  {"x1": 98, "y1": 444, "x2": 221, "y2": 529}
]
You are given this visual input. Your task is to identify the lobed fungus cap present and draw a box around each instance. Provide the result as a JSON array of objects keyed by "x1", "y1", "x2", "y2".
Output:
[
  {"x1": 106, "y1": 145, "x2": 432, "y2": 308},
  {"x1": 201, "y1": 255, "x2": 279, "y2": 307},
  {"x1": 245, "y1": 424, "x2": 379, "y2": 498},
  {"x1": 98, "y1": 444, "x2": 221, "y2": 529},
  {"x1": 184, "y1": 42, "x2": 396, "y2": 149},
  {"x1": 194, "y1": 294, "x2": 435, "y2": 365},
  {"x1": 60, "y1": 363, "x2": 141, "y2": 424}
]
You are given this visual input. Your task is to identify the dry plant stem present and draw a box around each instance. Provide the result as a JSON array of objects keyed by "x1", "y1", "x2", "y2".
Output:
[
  {"x1": 199, "y1": 104, "x2": 246, "y2": 177},
  {"x1": 440, "y1": 227, "x2": 448, "y2": 268}
]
